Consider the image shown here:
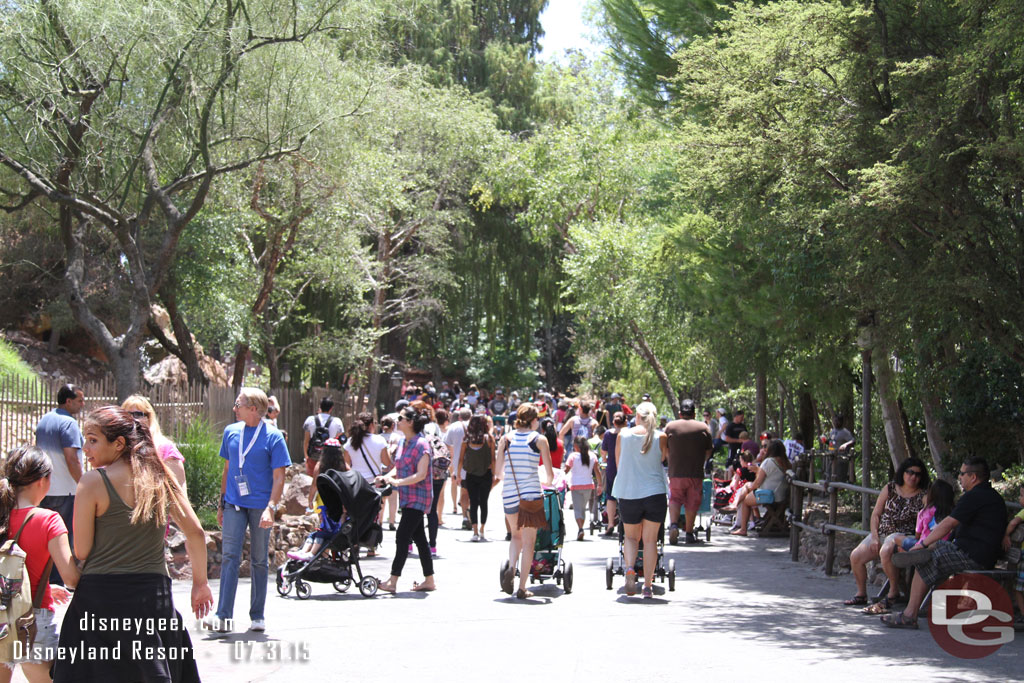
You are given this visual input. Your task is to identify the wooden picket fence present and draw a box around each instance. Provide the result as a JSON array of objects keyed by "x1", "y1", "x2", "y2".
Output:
[{"x1": 0, "y1": 374, "x2": 369, "y2": 462}]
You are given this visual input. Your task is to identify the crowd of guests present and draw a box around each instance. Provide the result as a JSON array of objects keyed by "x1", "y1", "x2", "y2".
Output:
[{"x1": 3, "y1": 379, "x2": 1021, "y2": 682}]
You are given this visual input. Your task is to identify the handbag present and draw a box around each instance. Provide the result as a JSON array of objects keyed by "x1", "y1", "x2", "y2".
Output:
[{"x1": 506, "y1": 435, "x2": 546, "y2": 529}]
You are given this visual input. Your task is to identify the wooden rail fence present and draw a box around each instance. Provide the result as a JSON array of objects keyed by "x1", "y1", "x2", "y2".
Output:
[{"x1": 1, "y1": 374, "x2": 369, "y2": 463}]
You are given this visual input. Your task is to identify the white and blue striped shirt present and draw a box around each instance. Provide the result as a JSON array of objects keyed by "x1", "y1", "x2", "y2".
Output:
[{"x1": 502, "y1": 430, "x2": 542, "y2": 508}]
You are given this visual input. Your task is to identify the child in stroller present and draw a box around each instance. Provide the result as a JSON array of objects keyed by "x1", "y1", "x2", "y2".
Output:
[
  {"x1": 289, "y1": 438, "x2": 346, "y2": 562},
  {"x1": 277, "y1": 468, "x2": 391, "y2": 599}
]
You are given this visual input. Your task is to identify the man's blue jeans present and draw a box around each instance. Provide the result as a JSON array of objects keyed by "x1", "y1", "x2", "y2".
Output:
[{"x1": 217, "y1": 505, "x2": 271, "y2": 622}]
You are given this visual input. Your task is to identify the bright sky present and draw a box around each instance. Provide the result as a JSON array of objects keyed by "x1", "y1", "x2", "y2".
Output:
[{"x1": 537, "y1": 0, "x2": 603, "y2": 62}]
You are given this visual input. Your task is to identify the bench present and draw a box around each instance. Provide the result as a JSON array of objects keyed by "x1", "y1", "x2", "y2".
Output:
[{"x1": 755, "y1": 502, "x2": 790, "y2": 538}]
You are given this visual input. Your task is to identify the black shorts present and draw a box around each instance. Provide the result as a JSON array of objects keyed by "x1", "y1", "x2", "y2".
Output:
[{"x1": 618, "y1": 494, "x2": 667, "y2": 525}]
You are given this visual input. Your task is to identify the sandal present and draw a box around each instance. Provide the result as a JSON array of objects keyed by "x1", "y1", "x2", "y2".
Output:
[
  {"x1": 516, "y1": 588, "x2": 534, "y2": 600},
  {"x1": 501, "y1": 566, "x2": 515, "y2": 595},
  {"x1": 862, "y1": 597, "x2": 895, "y2": 615},
  {"x1": 880, "y1": 612, "x2": 919, "y2": 629},
  {"x1": 843, "y1": 594, "x2": 868, "y2": 606}
]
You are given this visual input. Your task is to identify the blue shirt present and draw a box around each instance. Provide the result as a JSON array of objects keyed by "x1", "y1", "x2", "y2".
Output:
[
  {"x1": 219, "y1": 421, "x2": 291, "y2": 509},
  {"x1": 35, "y1": 408, "x2": 83, "y2": 496},
  {"x1": 612, "y1": 429, "x2": 668, "y2": 500}
]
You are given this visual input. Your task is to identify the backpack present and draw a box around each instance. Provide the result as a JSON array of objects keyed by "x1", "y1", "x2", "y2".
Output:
[
  {"x1": 572, "y1": 416, "x2": 594, "y2": 440},
  {"x1": 428, "y1": 434, "x2": 451, "y2": 480},
  {"x1": 307, "y1": 414, "x2": 332, "y2": 460},
  {"x1": 0, "y1": 514, "x2": 51, "y2": 663}
]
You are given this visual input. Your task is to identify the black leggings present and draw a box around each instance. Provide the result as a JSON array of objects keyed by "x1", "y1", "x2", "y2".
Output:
[
  {"x1": 464, "y1": 471, "x2": 491, "y2": 525},
  {"x1": 392, "y1": 508, "x2": 433, "y2": 578},
  {"x1": 427, "y1": 478, "x2": 446, "y2": 546}
]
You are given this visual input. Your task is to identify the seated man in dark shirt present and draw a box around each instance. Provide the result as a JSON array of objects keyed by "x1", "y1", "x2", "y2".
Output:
[{"x1": 881, "y1": 456, "x2": 1007, "y2": 628}]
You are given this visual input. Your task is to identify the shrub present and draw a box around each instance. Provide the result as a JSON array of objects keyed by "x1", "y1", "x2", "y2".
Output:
[{"x1": 178, "y1": 417, "x2": 223, "y2": 526}]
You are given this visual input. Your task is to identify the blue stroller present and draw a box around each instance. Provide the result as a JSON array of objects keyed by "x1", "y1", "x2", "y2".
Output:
[{"x1": 499, "y1": 489, "x2": 574, "y2": 593}]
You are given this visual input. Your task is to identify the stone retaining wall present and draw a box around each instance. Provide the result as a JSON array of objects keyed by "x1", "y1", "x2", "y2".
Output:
[{"x1": 167, "y1": 464, "x2": 320, "y2": 580}]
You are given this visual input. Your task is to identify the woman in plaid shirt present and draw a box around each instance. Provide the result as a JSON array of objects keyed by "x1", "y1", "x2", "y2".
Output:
[{"x1": 377, "y1": 406, "x2": 436, "y2": 593}]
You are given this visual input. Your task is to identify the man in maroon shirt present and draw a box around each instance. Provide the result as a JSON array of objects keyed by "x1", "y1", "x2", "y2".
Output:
[{"x1": 664, "y1": 399, "x2": 713, "y2": 544}]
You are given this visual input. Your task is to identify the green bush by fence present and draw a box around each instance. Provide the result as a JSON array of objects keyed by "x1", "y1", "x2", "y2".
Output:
[{"x1": 178, "y1": 417, "x2": 223, "y2": 529}]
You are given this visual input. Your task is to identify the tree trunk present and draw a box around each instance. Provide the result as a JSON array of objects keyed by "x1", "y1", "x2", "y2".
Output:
[
  {"x1": 628, "y1": 319, "x2": 679, "y2": 416},
  {"x1": 263, "y1": 336, "x2": 280, "y2": 389},
  {"x1": 799, "y1": 390, "x2": 815, "y2": 451},
  {"x1": 861, "y1": 349, "x2": 873, "y2": 528},
  {"x1": 920, "y1": 388, "x2": 950, "y2": 481},
  {"x1": 872, "y1": 344, "x2": 909, "y2": 469},
  {"x1": 159, "y1": 283, "x2": 207, "y2": 386},
  {"x1": 111, "y1": 343, "x2": 142, "y2": 403},
  {"x1": 777, "y1": 382, "x2": 786, "y2": 437},
  {"x1": 897, "y1": 398, "x2": 917, "y2": 459},
  {"x1": 754, "y1": 369, "x2": 767, "y2": 436},
  {"x1": 231, "y1": 343, "x2": 249, "y2": 390}
]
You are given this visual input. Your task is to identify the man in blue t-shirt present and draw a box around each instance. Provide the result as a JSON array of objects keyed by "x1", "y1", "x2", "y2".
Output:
[
  {"x1": 208, "y1": 387, "x2": 290, "y2": 634},
  {"x1": 34, "y1": 383, "x2": 85, "y2": 585}
]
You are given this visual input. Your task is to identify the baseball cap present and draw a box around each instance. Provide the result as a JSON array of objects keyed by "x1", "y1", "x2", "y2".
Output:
[{"x1": 611, "y1": 392, "x2": 621, "y2": 399}]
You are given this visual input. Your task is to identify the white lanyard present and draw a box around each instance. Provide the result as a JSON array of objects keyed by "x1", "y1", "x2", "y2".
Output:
[{"x1": 238, "y1": 421, "x2": 265, "y2": 471}]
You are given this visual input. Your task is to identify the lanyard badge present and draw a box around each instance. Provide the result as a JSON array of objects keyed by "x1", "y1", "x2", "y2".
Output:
[{"x1": 236, "y1": 422, "x2": 264, "y2": 498}]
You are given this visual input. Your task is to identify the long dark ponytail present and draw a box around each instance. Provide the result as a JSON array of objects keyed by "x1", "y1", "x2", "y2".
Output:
[
  {"x1": 0, "y1": 446, "x2": 53, "y2": 539},
  {"x1": 574, "y1": 436, "x2": 590, "y2": 467}
]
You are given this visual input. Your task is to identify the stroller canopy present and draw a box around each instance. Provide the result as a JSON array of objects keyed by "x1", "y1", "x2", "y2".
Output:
[{"x1": 317, "y1": 469, "x2": 383, "y2": 524}]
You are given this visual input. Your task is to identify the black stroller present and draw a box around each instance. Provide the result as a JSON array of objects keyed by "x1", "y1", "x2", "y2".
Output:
[
  {"x1": 277, "y1": 469, "x2": 390, "y2": 599},
  {"x1": 605, "y1": 520, "x2": 676, "y2": 592}
]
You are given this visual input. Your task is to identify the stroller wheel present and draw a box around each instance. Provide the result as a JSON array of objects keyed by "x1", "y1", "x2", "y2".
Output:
[
  {"x1": 333, "y1": 579, "x2": 351, "y2": 593},
  {"x1": 564, "y1": 563, "x2": 574, "y2": 594},
  {"x1": 276, "y1": 568, "x2": 291, "y2": 596},
  {"x1": 668, "y1": 559, "x2": 677, "y2": 592},
  {"x1": 359, "y1": 576, "x2": 379, "y2": 598},
  {"x1": 295, "y1": 579, "x2": 311, "y2": 600},
  {"x1": 605, "y1": 557, "x2": 614, "y2": 590}
]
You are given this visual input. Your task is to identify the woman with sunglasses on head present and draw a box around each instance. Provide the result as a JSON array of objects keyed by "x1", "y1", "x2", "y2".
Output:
[
  {"x1": 121, "y1": 395, "x2": 186, "y2": 492},
  {"x1": 375, "y1": 406, "x2": 436, "y2": 593},
  {"x1": 842, "y1": 456, "x2": 929, "y2": 607}
]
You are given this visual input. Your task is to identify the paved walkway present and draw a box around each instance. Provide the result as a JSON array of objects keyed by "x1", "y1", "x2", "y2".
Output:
[{"x1": 15, "y1": 496, "x2": 1022, "y2": 682}]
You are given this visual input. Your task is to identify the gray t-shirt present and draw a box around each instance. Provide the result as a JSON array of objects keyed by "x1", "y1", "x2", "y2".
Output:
[
  {"x1": 443, "y1": 420, "x2": 467, "y2": 472},
  {"x1": 35, "y1": 408, "x2": 83, "y2": 496}
]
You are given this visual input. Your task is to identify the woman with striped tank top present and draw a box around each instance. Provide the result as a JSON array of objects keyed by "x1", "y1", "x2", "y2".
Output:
[{"x1": 496, "y1": 403, "x2": 553, "y2": 599}]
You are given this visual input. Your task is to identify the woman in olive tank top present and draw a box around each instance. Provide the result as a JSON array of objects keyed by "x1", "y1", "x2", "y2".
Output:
[
  {"x1": 52, "y1": 406, "x2": 213, "y2": 683},
  {"x1": 458, "y1": 415, "x2": 496, "y2": 541}
]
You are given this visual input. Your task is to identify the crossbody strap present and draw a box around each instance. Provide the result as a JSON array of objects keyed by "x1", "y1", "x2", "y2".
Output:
[
  {"x1": 358, "y1": 443, "x2": 379, "y2": 478},
  {"x1": 12, "y1": 512, "x2": 56, "y2": 608}
]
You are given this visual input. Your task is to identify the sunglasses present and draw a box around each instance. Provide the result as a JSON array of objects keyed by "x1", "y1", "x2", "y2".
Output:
[
  {"x1": 905, "y1": 469, "x2": 923, "y2": 476},
  {"x1": 958, "y1": 469, "x2": 976, "y2": 477}
]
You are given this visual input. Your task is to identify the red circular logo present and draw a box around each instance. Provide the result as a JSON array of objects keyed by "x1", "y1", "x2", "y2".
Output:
[{"x1": 928, "y1": 573, "x2": 1015, "y2": 659}]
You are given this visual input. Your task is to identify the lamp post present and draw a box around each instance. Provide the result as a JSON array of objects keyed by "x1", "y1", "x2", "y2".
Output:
[{"x1": 280, "y1": 362, "x2": 291, "y2": 387}]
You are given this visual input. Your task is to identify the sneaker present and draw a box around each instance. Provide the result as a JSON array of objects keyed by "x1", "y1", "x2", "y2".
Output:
[
  {"x1": 893, "y1": 546, "x2": 933, "y2": 569},
  {"x1": 250, "y1": 619, "x2": 266, "y2": 632},
  {"x1": 430, "y1": 546, "x2": 438, "y2": 558},
  {"x1": 286, "y1": 550, "x2": 307, "y2": 561},
  {"x1": 471, "y1": 533, "x2": 479, "y2": 542},
  {"x1": 203, "y1": 616, "x2": 231, "y2": 634},
  {"x1": 642, "y1": 585, "x2": 653, "y2": 599},
  {"x1": 389, "y1": 523, "x2": 396, "y2": 531},
  {"x1": 684, "y1": 532, "x2": 698, "y2": 545},
  {"x1": 669, "y1": 525, "x2": 679, "y2": 545},
  {"x1": 747, "y1": 520, "x2": 756, "y2": 531},
  {"x1": 408, "y1": 543, "x2": 414, "y2": 553},
  {"x1": 505, "y1": 532, "x2": 512, "y2": 541},
  {"x1": 462, "y1": 519, "x2": 472, "y2": 531},
  {"x1": 577, "y1": 530, "x2": 585, "y2": 542}
]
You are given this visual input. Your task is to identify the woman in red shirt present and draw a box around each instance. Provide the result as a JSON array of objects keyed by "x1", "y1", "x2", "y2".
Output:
[{"x1": 0, "y1": 445, "x2": 80, "y2": 682}]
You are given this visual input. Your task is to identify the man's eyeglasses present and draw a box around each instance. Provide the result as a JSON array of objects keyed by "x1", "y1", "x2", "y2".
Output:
[
  {"x1": 958, "y1": 469, "x2": 976, "y2": 478},
  {"x1": 129, "y1": 410, "x2": 147, "y2": 420}
]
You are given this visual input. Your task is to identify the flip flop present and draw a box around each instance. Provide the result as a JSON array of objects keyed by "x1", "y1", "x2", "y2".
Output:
[
  {"x1": 412, "y1": 581, "x2": 436, "y2": 592},
  {"x1": 880, "y1": 612, "x2": 918, "y2": 629}
]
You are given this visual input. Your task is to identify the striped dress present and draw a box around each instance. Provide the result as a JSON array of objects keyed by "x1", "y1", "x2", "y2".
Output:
[{"x1": 502, "y1": 430, "x2": 542, "y2": 510}]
